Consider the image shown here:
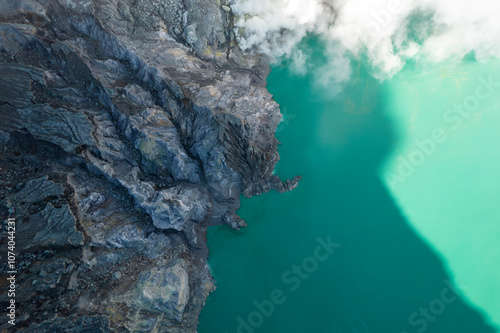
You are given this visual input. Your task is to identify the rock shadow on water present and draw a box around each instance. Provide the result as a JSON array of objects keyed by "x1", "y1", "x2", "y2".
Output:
[{"x1": 268, "y1": 57, "x2": 497, "y2": 333}]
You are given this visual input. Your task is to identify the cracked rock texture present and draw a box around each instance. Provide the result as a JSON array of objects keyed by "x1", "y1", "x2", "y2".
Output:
[{"x1": 0, "y1": 0, "x2": 300, "y2": 332}]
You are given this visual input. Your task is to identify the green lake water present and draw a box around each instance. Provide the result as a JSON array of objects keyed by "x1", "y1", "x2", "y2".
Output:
[{"x1": 198, "y1": 39, "x2": 500, "y2": 333}]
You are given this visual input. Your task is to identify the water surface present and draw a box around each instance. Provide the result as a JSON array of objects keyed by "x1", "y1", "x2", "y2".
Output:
[{"x1": 198, "y1": 39, "x2": 500, "y2": 333}]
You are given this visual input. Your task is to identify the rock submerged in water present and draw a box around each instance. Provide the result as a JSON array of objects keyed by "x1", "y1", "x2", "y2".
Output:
[{"x1": 0, "y1": 0, "x2": 300, "y2": 331}]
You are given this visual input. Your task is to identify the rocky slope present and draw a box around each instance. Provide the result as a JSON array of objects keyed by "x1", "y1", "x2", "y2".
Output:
[{"x1": 0, "y1": 1, "x2": 299, "y2": 332}]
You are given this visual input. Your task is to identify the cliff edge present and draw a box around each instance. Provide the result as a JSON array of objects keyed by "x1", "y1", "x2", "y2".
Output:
[{"x1": 0, "y1": 0, "x2": 300, "y2": 331}]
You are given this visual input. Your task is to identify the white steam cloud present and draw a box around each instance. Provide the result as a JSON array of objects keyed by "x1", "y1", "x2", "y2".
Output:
[{"x1": 231, "y1": 0, "x2": 500, "y2": 83}]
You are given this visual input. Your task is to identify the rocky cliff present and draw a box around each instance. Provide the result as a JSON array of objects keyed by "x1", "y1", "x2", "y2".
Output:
[{"x1": 0, "y1": 0, "x2": 299, "y2": 331}]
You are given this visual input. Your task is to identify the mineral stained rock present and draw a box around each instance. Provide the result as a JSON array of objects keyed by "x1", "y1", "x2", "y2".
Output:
[{"x1": 0, "y1": 0, "x2": 300, "y2": 331}]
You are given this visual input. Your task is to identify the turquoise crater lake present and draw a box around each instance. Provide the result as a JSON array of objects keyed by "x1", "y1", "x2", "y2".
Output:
[{"x1": 198, "y1": 39, "x2": 500, "y2": 333}]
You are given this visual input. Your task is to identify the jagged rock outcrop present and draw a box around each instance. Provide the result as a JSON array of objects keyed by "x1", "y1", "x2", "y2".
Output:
[
  {"x1": 0, "y1": 0, "x2": 300, "y2": 331},
  {"x1": 6, "y1": 177, "x2": 85, "y2": 250},
  {"x1": 132, "y1": 260, "x2": 190, "y2": 322}
]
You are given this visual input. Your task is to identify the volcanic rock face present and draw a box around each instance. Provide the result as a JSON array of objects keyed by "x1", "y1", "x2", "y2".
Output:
[{"x1": 0, "y1": 0, "x2": 299, "y2": 331}]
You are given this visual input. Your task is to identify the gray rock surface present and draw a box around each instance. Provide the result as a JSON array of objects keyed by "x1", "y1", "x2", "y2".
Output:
[
  {"x1": 5, "y1": 177, "x2": 84, "y2": 250},
  {"x1": 0, "y1": 0, "x2": 300, "y2": 331},
  {"x1": 134, "y1": 261, "x2": 190, "y2": 321}
]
